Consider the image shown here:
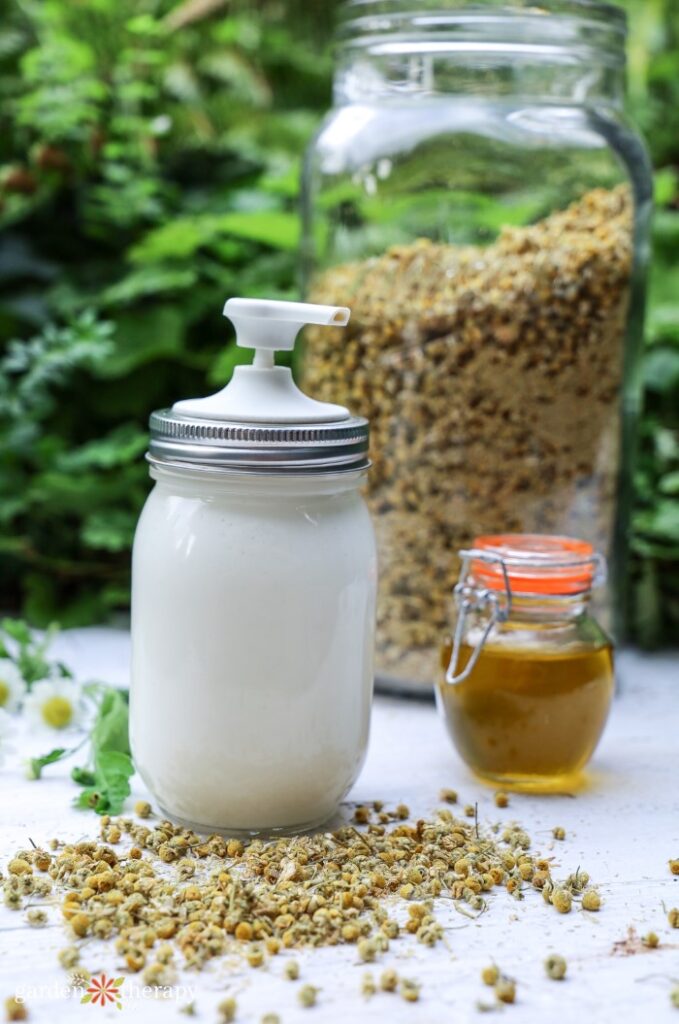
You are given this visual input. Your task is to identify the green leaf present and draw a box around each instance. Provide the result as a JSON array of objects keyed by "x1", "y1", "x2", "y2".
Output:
[
  {"x1": 71, "y1": 766, "x2": 96, "y2": 786},
  {"x1": 81, "y1": 509, "x2": 137, "y2": 552},
  {"x1": 73, "y1": 750, "x2": 134, "y2": 816},
  {"x1": 96, "y1": 305, "x2": 186, "y2": 378},
  {"x1": 92, "y1": 688, "x2": 131, "y2": 756},
  {"x1": 27, "y1": 747, "x2": 68, "y2": 780},
  {"x1": 643, "y1": 347, "x2": 679, "y2": 392},
  {"x1": 130, "y1": 210, "x2": 299, "y2": 263},
  {"x1": 660, "y1": 471, "x2": 679, "y2": 496},
  {"x1": 56, "y1": 424, "x2": 148, "y2": 472},
  {"x1": 101, "y1": 266, "x2": 198, "y2": 307},
  {"x1": 634, "y1": 500, "x2": 679, "y2": 543}
]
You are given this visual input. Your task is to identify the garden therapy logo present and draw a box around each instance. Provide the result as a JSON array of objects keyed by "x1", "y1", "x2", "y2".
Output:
[{"x1": 81, "y1": 974, "x2": 124, "y2": 1009}]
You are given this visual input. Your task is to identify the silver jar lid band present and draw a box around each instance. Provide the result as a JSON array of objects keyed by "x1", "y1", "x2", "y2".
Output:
[{"x1": 147, "y1": 409, "x2": 370, "y2": 474}]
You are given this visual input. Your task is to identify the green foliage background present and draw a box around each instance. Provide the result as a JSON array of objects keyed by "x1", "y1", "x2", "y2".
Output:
[{"x1": 0, "y1": 0, "x2": 677, "y2": 645}]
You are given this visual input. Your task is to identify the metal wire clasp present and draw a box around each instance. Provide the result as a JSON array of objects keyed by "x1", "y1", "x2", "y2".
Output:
[{"x1": 444, "y1": 549, "x2": 513, "y2": 686}]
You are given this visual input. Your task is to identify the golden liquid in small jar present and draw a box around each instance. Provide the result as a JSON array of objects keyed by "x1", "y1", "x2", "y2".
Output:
[{"x1": 437, "y1": 638, "x2": 614, "y2": 789}]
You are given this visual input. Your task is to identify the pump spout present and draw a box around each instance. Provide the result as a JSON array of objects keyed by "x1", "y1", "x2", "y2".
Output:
[
  {"x1": 172, "y1": 296, "x2": 352, "y2": 424},
  {"x1": 223, "y1": 298, "x2": 350, "y2": 354}
]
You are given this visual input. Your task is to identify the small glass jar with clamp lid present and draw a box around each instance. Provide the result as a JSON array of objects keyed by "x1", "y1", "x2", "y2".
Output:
[{"x1": 437, "y1": 534, "x2": 614, "y2": 790}]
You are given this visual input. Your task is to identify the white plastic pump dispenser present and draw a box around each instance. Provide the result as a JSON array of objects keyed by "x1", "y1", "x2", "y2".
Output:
[
  {"x1": 131, "y1": 294, "x2": 377, "y2": 834},
  {"x1": 173, "y1": 297, "x2": 351, "y2": 424}
]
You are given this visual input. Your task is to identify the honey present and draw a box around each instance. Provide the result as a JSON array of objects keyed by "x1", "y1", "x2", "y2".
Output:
[
  {"x1": 437, "y1": 637, "x2": 614, "y2": 787},
  {"x1": 436, "y1": 533, "x2": 615, "y2": 790}
]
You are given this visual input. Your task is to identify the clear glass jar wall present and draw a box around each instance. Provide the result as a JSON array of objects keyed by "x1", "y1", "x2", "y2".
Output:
[{"x1": 302, "y1": 0, "x2": 652, "y2": 689}]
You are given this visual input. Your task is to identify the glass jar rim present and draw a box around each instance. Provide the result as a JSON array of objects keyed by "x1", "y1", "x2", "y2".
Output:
[
  {"x1": 468, "y1": 533, "x2": 603, "y2": 597},
  {"x1": 337, "y1": 0, "x2": 627, "y2": 66},
  {"x1": 340, "y1": 0, "x2": 626, "y2": 27}
]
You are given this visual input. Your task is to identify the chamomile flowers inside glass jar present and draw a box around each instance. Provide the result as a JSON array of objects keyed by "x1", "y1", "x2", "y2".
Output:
[{"x1": 437, "y1": 534, "x2": 614, "y2": 789}]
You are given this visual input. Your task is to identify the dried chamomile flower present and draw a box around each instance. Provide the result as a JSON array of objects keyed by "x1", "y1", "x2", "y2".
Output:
[
  {"x1": 464, "y1": 804, "x2": 476, "y2": 818},
  {"x1": 671, "y1": 987, "x2": 679, "y2": 1009},
  {"x1": 357, "y1": 938, "x2": 377, "y2": 962},
  {"x1": 261, "y1": 1016, "x2": 280, "y2": 1024},
  {"x1": 4, "y1": 997, "x2": 28, "y2": 1022},
  {"x1": 3, "y1": 889, "x2": 22, "y2": 911},
  {"x1": 399, "y1": 978, "x2": 420, "y2": 1003},
  {"x1": 381, "y1": 919, "x2": 399, "y2": 939},
  {"x1": 566, "y1": 870, "x2": 589, "y2": 892},
  {"x1": 380, "y1": 969, "x2": 398, "y2": 992},
  {"x1": 544, "y1": 955, "x2": 567, "y2": 980},
  {"x1": 58, "y1": 947, "x2": 80, "y2": 970},
  {"x1": 669, "y1": 860, "x2": 679, "y2": 876},
  {"x1": 26, "y1": 908, "x2": 47, "y2": 927},
  {"x1": 395, "y1": 804, "x2": 410, "y2": 820},
  {"x1": 298, "y1": 985, "x2": 318, "y2": 1008},
  {"x1": 642, "y1": 932, "x2": 659, "y2": 949},
  {"x1": 494, "y1": 792, "x2": 509, "y2": 809},
  {"x1": 218, "y1": 997, "x2": 237, "y2": 1022},
  {"x1": 284, "y1": 961, "x2": 299, "y2": 981},
  {"x1": 551, "y1": 889, "x2": 572, "y2": 914},
  {"x1": 354, "y1": 805, "x2": 371, "y2": 824},
  {"x1": 581, "y1": 889, "x2": 601, "y2": 912},
  {"x1": 8, "y1": 859, "x2": 31, "y2": 876},
  {"x1": 481, "y1": 965, "x2": 499, "y2": 986},
  {"x1": 246, "y1": 944, "x2": 265, "y2": 968},
  {"x1": 134, "y1": 801, "x2": 152, "y2": 819},
  {"x1": 361, "y1": 972, "x2": 376, "y2": 997},
  {"x1": 668, "y1": 908, "x2": 679, "y2": 929},
  {"x1": 495, "y1": 978, "x2": 516, "y2": 1004},
  {"x1": 143, "y1": 963, "x2": 174, "y2": 987},
  {"x1": 553, "y1": 827, "x2": 566, "y2": 841},
  {"x1": 440, "y1": 788, "x2": 458, "y2": 804}
]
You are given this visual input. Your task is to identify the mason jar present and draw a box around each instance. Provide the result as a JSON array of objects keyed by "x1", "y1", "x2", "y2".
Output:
[
  {"x1": 302, "y1": 0, "x2": 652, "y2": 692},
  {"x1": 436, "y1": 533, "x2": 614, "y2": 789},
  {"x1": 130, "y1": 299, "x2": 377, "y2": 834}
]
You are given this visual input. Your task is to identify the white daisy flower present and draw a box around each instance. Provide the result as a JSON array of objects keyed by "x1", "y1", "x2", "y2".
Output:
[
  {"x1": 23, "y1": 677, "x2": 84, "y2": 732},
  {"x1": 0, "y1": 708, "x2": 16, "y2": 766},
  {"x1": 0, "y1": 658, "x2": 26, "y2": 713}
]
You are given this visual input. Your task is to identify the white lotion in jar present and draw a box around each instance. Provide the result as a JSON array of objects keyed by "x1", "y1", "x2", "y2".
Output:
[{"x1": 130, "y1": 298, "x2": 377, "y2": 833}]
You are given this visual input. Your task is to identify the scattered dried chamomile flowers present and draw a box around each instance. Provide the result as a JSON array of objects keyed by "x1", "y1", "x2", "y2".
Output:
[
  {"x1": 553, "y1": 827, "x2": 566, "y2": 841},
  {"x1": 481, "y1": 964, "x2": 500, "y2": 986},
  {"x1": 298, "y1": 985, "x2": 318, "y2": 1008},
  {"x1": 668, "y1": 908, "x2": 679, "y2": 929},
  {"x1": 494, "y1": 977, "x2": 516, "y2": 1005},
  {"x1": 545, "y1": 955, "x2": 567, "y2": 981},
  {"x1": 380, "y1": 968, "x2": 398, "y2": 992},
  {"x1": 400, "y1": 978, "x2": 421, "y2": 1003},
  {"x1": 550, "y1": 889, "x2": 573, "y2": 914},
  {"x1": 581, "y1": 889, "x2": 602, "y2": 912},
  {"x1": 218, "y1": 997, "x2": 237, "y2": 1022},
  {"x1": 494, "y1": 793, "x2": 509, "y2": 809},
  {"x1": 4, "y1": 997, "x2": 27, "y2": 1023},
  {"x1": 361, "y1": 972, "x2": 377, "y2": 997},
  {"x1": 642, "y1": 932, "x2": 660, "y2": 949},
  {"x1": 283, "y1": 961, "x2": 299, "y2": 981},
  {"x1": 2, "y1": 800, "x2": 601, "y2": 998}
]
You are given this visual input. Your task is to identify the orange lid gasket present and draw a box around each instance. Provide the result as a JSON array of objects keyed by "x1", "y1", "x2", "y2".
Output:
[{"x1": 469, "y1": 533, "x2": 600, "y2": 597}]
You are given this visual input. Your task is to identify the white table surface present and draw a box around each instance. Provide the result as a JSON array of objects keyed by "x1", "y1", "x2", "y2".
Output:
[{"x1": 1, "y1": 630, "x2": 678, "y2": 1023}]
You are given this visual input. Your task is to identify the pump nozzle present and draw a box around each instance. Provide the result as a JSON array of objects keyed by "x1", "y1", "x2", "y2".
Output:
[
  {"x1": 223, "y1": 298, "x2": 350, "y2": 369},
  {"x1": 172, "y1": 297, "x2": 352, "y2": 424}
]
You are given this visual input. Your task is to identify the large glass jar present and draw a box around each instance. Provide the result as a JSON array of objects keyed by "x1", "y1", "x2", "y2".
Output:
[{"x1": 302, "y1": 0, "x2": 652, "y2": 692}]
